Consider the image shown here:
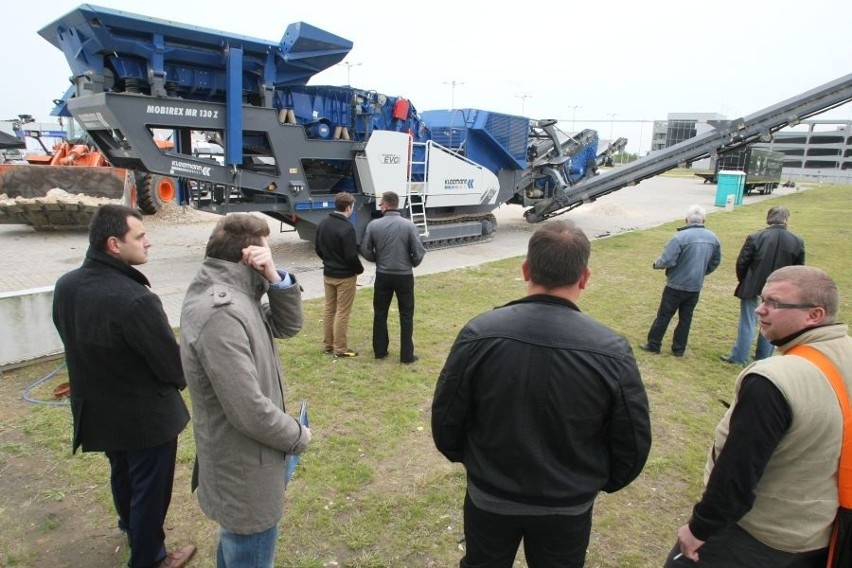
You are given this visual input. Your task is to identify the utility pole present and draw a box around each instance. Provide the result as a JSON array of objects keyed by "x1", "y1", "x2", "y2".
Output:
[{"x1": 516, "y1": 94, "x2": 532, "y2": 115}]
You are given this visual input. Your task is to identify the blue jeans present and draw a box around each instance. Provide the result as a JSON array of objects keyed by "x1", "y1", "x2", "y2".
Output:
[
  {"x1": 729, "y1": 297, "x2": 775, "y2": 364},
  {"x1": 646, "y1": 286, "x2": 700, "y2": 355},
  {"x1": 217, "y1": 525, "x2": 278, "y2": 568}
]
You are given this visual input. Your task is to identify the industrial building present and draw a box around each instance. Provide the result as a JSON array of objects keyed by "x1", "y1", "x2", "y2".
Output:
[
  {"x1": 651, "y1": 113, "x2": 852, "y2": 183},
  {"x1": 758, "y1": 119, "x2": 851, "y2": 183}
]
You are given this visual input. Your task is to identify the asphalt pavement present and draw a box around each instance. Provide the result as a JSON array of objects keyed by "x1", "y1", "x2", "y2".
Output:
[{"x1": 0, "y1": 175, "x2": 799, "y2": 327}]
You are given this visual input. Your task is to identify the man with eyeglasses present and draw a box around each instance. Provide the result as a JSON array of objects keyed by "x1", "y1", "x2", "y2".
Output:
[
  {"x1": 720, "y1": 206, "x2": 805, "y2": 365},
  {"x1": 666, "y1": 265, "x2": 851, "y2": 567}
]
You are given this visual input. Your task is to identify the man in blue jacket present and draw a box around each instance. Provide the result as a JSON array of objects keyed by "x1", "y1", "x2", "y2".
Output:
[
  {"x1": 640, "y1": 204, "x2": 721, "y2": 357},
  {"x1": 432, "y1": 220, "x2": 651, "y2": 567}
]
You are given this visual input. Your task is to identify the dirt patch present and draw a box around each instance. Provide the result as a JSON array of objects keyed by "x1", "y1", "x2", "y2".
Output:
[
  {"x1": 0, "y1": 373, "x2": 125, "y2": 567},
  {"x1": 0, "y1": 367, "x2": 212, "y2": 567}
]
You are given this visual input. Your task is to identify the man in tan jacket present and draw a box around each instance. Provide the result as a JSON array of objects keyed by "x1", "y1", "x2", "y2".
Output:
[{"x1": 667, "y1": 266, "x2": 851, "y2": 567}]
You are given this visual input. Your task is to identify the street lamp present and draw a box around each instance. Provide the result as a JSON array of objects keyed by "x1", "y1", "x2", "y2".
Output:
[
  {"x1": 606, "y1": 113, "x2": 617, "y2": 143},
  {"x1": 606, "y1": 113, "x2": 618, "y2": 165},
  {"x1": 339, "y1": 61, "x2": 361, "y2": 85},
  {"x1": 516, "y1": 94, "x2": 532, "y2": 115},
  {"x1": 443, "y1": 80, "x2": 465, "y2": 110},
  {"x1": 567, "y1": 105, "x2": 581, "y2": 132}
]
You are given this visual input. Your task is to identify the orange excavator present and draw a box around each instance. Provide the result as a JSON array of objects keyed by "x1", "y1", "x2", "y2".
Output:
[{"x1": 0, "y1": 132, "x2": 177, "y2": 229}]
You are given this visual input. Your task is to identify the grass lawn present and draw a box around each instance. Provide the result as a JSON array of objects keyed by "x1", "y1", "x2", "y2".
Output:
[{"x1": 1, "y1": 183, "x2": 850, "y2": 567}]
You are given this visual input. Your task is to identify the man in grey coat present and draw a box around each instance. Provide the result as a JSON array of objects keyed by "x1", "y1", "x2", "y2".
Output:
[
  {"x1": 360, "y1": 191, "x2": 426, "y2": 364},
  {"x1": 180, "y1": 214, "x2": 311, "y2": 567}
]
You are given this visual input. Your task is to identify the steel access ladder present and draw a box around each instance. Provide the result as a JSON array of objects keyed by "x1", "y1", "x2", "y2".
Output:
[{"x1": 406, "y1": 140, "x2": 429, "y2": 237}]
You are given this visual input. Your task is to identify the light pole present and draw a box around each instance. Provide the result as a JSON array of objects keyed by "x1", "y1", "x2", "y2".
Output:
[
  {"x1": 606, "y1": 113, "x2": 618, "y2": 165},
  {"x1": 606, "y1": 113, "x2": 617, "y2": 143},
  {"x1": 443, "y1": 80, "x2": 465, "y2": 110},
  {"x1": 568, "y1": 105, "x2": 581, "y2": 132},
  {"x1": 339, "y1": 61, "x2": 361, "y2": 85},
  {"x1": 516, "y1": 94, "x2": 532, "y2": 115}
]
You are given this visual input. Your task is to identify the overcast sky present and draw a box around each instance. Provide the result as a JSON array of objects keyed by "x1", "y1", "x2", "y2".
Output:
[{"x1": 2, "y1": 0, "x2": 850, "y2": 155}]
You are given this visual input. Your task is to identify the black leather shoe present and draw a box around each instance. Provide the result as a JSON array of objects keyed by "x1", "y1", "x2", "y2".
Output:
[
  {"x1": 638, "y1": 343, "x2": 660, "y2": 354},
  {"x1": 401, "y1": 356, "x2": 419, "y2": 365},
  {"x1": 672, "y1": 351, "x2": 685, "y2": 358}
]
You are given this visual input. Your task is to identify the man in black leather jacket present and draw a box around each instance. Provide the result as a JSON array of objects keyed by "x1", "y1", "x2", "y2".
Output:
[{"x1": 432, "y1": 219, "x2": 652, "y2": 568}]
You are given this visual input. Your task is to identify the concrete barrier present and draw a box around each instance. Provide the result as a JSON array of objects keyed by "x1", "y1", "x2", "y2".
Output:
[{"x1": 0, "y1": 286, "x2": 63, "y2": 369}]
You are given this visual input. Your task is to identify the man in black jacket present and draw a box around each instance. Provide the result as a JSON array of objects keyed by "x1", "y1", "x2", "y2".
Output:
[
  {"x1": 720, "y1": 206, "x2": 805, "y2": 365},
  {"x1": 52, "y1": 204, "x2": 195, "y2": 568},
  {"x1": 315, "y1": 192, "x2": 364, "y2": 358},
  {"x1": 431, "y1": 220, "x2": 652, "y2": 568}
]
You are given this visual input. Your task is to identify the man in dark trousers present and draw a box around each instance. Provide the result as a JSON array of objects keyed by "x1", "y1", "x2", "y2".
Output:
[
  {"x1": 315, "y1": 192, "x2": 364, "y2": 358},
  {"x1": 720, "y1": 206, "x2": 805, "y2": 365},
  {"x1": 52, "y1": 204, "x2": 195, "y2": 568},
  {"x1": 666, "y1": 266, "x2": 850, "y2": 567},
  {"x1": 359, "y1": 191, "x2": 426, "y2": 364},
  {"x1": 432, "y1": 220, "x2": 651, "y2": 567},
  {"x1": 640, "y1": 204, "x2": 721, "y2": 357}
]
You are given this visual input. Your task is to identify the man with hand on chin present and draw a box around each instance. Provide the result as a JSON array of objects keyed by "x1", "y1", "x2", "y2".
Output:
[{"x1": 180, "y1": 214, "x2": 311, "y2": 567}]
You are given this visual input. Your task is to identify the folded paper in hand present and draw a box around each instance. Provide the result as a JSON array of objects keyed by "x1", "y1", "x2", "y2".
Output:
[{"x1": 284, "y1": 400, "x2": 308, "y2": 487}]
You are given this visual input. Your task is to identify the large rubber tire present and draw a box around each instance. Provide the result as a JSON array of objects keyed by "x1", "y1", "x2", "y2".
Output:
[{"x1": 137, "y1": 174, "x2": 176, "y2": 214}]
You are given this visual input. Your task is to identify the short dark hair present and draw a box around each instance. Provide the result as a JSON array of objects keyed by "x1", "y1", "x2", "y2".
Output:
[
  {"x1": 766, "y1": 265, "x2": 839, "y2": 323},
  {"x1": 381, "y1": 191, "x2": 399, "y2": 209},
  {"x1": 766, "y1": 206, "x2": 790, "y2": 225},
  {"x1": 88, "y1": 204, "x2": 142, "y2": 251},
  {"x1": 334, "y1": 192, "x2": 355, "y2": 212},
  {"x1": 205, "y1": 214, "x2": 270, "y2": 262},
  {"x1": 527, "y1": 220, "x2": 590, "y2": 288}
]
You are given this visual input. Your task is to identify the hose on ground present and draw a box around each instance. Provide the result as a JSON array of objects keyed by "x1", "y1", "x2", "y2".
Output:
[{"x1": 22, "y1": 362, "x2": 70, "y2": 406}]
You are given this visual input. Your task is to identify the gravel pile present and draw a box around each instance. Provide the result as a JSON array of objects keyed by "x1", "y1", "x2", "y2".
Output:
[
  {"x1": 144, "y1": 202, "x2": 221, "y2": 225},
  {"x1": 0, "y1": 188, "x2": 117, "y2": 205}
]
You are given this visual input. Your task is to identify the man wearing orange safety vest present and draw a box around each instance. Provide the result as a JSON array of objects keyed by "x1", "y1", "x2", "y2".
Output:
[{"x1": 666, "y1": 266, "x2": 852, "y2": 567}]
